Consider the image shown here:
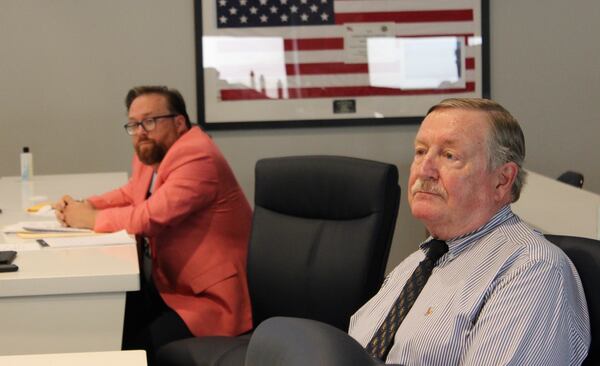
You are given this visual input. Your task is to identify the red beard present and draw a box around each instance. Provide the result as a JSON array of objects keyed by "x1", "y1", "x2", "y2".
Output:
[{"x1": 135, "y1": 139, "x2": 167, "y2": 165}]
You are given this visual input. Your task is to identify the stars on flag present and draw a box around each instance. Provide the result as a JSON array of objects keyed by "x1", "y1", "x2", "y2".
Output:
[{"x1": 216, "y1": 0, "x2": 334, "y2": 28}]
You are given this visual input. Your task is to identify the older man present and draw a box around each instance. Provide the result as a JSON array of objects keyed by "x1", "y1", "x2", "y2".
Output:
[
  {"x1": 349, "y1": 98, "x2": 590, "y2": 365},
  {"x1": 54, "y1": 86, "x2": 252, "y2": 363}
]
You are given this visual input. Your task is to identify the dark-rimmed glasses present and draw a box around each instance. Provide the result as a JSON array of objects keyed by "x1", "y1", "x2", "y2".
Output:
[{"x1": 123, "y1": 114, "x2": 177, "y2": 135}]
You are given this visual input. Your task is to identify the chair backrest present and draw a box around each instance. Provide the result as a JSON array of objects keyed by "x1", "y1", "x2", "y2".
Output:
[
  {"x1": 545, "y1": 234, "x2": 600, "y2": 365},
  {"x1": 557, "y1": 171, "x2": 584, "y2": 188},
  {"x1": 248, "y1": 155, "x2": 400, "y2": 330}
]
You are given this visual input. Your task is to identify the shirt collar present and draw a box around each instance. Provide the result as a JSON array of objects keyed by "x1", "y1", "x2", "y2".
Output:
[{"x1": 419, "y1": 205, "x2": 514, "y2": 261}]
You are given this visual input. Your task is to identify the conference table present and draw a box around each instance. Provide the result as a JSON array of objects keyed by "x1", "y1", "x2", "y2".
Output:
[
  {"x1": 0, "y1": 350, "x2": 147, "y2": 366},
  {"x1": 0, "y1": 173, "x2": 140, "y2": 356}
]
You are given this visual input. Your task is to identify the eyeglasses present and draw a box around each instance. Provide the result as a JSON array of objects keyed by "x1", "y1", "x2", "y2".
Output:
[{"x1": 123, "y1": 114, "x2": 177, "y2": 135}]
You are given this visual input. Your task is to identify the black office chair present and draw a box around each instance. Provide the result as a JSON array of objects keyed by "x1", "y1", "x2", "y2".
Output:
[
  {"x1": 246, "y1": 317, "x2": 384, "y2": 366},
  {"x1": 545, "y1": 234, "x2": 600, "y2": 365},
  {"x1": 156, "y1": 155, "x2": 401, "y2": 366},
  {"x1": 557, "y1": 171, "x2": 584, "y2": 188}
]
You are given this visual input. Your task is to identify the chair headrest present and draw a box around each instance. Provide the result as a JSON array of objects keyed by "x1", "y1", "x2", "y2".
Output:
[{"x1": 255, "y1": 156, "x2": 399, "y2": 219}]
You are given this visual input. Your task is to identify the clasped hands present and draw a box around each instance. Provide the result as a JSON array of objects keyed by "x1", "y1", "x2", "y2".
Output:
[{"x1": 52, "y1": 195, "x2": 97, "y2": 230}]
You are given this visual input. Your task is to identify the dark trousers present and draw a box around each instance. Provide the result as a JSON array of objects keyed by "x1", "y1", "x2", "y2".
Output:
[{"x1": 122, "y1": 254, "x2": 193, "y2": 365}]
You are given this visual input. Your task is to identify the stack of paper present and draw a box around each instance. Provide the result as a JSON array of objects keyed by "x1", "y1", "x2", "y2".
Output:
[
  {"x1": 3, "y1": 220, "x2": 94, "y2": 239},
  {"x1": 40, "y1": 230, "x2": 135, "y2": 248},
  {"x1": 2, "y1": 221, "x2": 135, "y2": 248}
]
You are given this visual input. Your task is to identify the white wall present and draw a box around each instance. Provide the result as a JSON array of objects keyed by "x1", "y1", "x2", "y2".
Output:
[
  {"x1": 1, "y1": 0, "x2": 599, "y2": 270},
  {"x1": 490, "y1": 0, "x2": 600, "y2": 192},
  {"x1": 0, "y1": 0, "x2": 197, "y2": 176}
]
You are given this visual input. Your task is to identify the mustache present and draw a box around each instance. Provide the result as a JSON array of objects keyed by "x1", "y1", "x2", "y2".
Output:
[
  {"x1": 135, "y1": 137, "x2": 158, "y2": 149},
  {"x1": 410, "y1": 179, "x2": 446, "y2": 198}
]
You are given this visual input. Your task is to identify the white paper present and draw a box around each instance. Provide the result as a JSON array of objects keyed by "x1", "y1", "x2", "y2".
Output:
[
  {"x1": 21, "y1": 221, "x2": 92, "y2": 233},
  {"x1": 2, "y1": 223, "x2": 24, "y2": 234},
  {"x1": 343, "y1": 22, "x2": 394, "y2": 64},
  {"x1": 0, "y1": 242, "x2": 43, "y2": 251},
  {"x1": 2, "y1": 220, "x2": 92, "y2": 234},
  {"x1": 42, "y1": 230, "x2": 135, "y2": 248}
]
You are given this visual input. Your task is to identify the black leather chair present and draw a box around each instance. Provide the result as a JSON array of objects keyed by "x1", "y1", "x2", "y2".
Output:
[
  {"x1": 545, "y1": 234, "x2": 600, "y2": 365},
  {"x1": 246, "y1": 317, "x2": 384, "y2": 366},
  {"x1": 557, "y1": 171, "x2": 584, "y2": 188},
  {"x1": 243, "y1": 234, "x2": 600, "y2": 366},
  {"x1": 156, "y1": 155, "x2": 401, "y2": 366}
]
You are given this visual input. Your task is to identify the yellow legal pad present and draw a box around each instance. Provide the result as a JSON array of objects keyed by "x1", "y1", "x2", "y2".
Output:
[{"x1": 17, "y1": 231, "x2": 100, "y2": 239}]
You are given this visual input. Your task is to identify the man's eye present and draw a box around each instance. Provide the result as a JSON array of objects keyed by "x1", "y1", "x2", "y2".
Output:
[
  {"x1": 415, "y1": 148, "x2": 426, "y2": 156},
  {"x1": 444, "y1": 152, "x2": 455, "y2": 160}
]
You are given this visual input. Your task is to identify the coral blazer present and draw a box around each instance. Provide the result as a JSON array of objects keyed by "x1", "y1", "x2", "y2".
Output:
[{"x1": 87, "y1": 127, "x2": 252, "y2": 337}]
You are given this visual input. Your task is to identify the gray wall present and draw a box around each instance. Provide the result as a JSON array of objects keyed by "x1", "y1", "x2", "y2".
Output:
[
  {"x1": 490, "y1": 1, "x2": 600, "y2": 190},
  {"x1": 1, "y1": 0, "x2": 599, "y2": 270}
]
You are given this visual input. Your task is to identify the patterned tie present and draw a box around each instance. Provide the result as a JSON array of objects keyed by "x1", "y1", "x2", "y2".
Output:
[{"x1": 366, "y1": 239, "x2": 448, "y2": 361}]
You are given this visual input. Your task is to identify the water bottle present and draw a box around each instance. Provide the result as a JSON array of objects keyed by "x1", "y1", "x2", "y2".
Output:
[{"x1": 20, "y1": 146, "x2": 34, "y2": 181}]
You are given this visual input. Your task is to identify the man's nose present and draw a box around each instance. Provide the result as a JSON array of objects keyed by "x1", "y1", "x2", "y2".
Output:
[
  {"x1": 135, "y1": 124, "x2": 149, "y2": 136},
  {"x1": 417, "y1": 153, "x2": 439, "y2": 180}
]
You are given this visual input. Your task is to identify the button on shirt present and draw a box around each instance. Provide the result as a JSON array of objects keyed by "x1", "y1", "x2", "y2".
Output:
[{"x1": 349, "y1": 206, "x2": 590, "y2": 365}]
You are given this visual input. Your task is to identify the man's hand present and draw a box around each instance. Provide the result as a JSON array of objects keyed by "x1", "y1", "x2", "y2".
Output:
[
  {"x1": 53, "y1": 195, "x2": 97, "y2": 229},
  {"x1": 52, "y1": 195, "x2": 72, "y2": 225}
]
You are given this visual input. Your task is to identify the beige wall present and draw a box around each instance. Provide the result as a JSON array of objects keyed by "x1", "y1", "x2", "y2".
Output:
[
  {"x1": 490, "y1": 0, "x2": 600, "y2": 195},
  {"x1": 1, "y1": 0, "x2": 599, "y2": 270}
]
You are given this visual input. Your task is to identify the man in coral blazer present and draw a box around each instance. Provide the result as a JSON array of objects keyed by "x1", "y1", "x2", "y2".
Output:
[{"x1": 54, "y1": 86, "x2": 252, "y2": 364}]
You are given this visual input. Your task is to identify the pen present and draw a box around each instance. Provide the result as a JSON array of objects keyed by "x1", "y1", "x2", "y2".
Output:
[{"x1": 36, "y1": 239, "x2": 49, "y2": 247}]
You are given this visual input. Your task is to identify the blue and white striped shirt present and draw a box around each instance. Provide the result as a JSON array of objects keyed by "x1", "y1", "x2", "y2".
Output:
[{"x1": 349, "y1": 206, "x2": 590, "y2": 365}]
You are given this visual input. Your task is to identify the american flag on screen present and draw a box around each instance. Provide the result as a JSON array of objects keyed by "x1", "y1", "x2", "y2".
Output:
[{"x1": 209, "y1": 0, "x2": 479, "y2": 101}]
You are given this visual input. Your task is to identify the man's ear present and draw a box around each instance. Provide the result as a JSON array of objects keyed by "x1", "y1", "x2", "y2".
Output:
[
  {"x1": 494, "y1": 162, "x2": 518, "y2": 202},
  {"x1": 174, "y1": 115, "x2": 188, "y2": 134}
]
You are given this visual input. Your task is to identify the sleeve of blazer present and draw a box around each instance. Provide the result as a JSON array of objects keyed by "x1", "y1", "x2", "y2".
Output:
[
  {"x1": 92, "y1": 142, "x2": 219, "y2": 236},
  {"x1": 87, "y1": 180, "x2": 136, "y2": 210}
]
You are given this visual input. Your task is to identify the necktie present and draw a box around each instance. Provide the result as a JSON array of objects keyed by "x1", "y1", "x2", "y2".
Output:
[{"x1": 366, "y1": 239, "x2": 448, "y2": 361}]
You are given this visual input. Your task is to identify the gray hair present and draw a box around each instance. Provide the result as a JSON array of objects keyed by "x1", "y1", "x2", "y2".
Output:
[{"x1": 427, "y1": 98, "x2": 527, "y2": 202}]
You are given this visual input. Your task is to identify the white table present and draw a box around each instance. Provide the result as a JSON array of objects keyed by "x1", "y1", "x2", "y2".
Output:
[
  {"x1": 0, "y1": 173, "x2": 140, "y2": 356},
  {"x1": 0, "y1": 350, "x2": 147, "y2": 366},
  {"x1": 512, "y1": 170, "x2": 600, "y2": 240}
]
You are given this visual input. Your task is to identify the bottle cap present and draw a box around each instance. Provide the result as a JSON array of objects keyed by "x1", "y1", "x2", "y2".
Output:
[{"x1": 22, "y1": 147, "x2": 30, "y2": 153}]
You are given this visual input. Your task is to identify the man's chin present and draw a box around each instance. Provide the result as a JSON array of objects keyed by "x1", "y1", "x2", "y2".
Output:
[
  {"x1": 135, "y1": 147, "x2": 165, "y2": 165},
  {"x1": 410, "y1": 201, "x2": 443, "y2": 222},
  {"x1": 137, "y1": 154, "x2": 157, "y2": 165}
]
